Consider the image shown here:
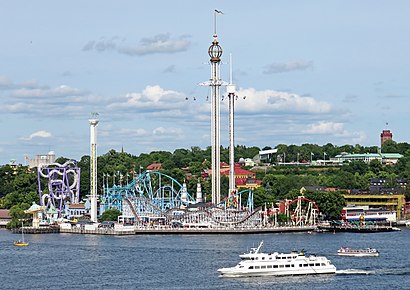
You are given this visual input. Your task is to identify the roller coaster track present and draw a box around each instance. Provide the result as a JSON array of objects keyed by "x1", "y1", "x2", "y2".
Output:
[{"x1": 163, "y1": 206, "x2": 263, "y2": 227}]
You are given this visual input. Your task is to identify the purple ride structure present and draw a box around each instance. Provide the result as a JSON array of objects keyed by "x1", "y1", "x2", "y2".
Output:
[{"x1": 37, "y1": 160, "x2": 81, "y2": 218}]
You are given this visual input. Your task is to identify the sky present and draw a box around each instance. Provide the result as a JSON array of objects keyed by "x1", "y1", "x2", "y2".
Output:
[{"x1": 1, "y1": 1, "x2": 410, "y2": 165}]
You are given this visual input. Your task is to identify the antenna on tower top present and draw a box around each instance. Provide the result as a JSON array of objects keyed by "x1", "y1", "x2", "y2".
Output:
[
  {"x1": 214, "y1": 9, "x2": 224, "y2": 37},
  {"x1": 229, "y1": 53, "x2": 233, "y2": 84}
]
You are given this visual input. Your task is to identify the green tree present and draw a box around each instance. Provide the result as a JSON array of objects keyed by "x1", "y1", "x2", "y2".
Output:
[{"x1": 99, "y1": 208, "x2": 122, "y2": 221}]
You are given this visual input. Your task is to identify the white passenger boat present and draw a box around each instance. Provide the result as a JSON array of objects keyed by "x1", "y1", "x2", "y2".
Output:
[
  {"x1": 337, "y1": 247, "x2": 379, "y2": 257},
  {"x1": 217, "y1": 241, "x2": 336, "y2": 277}
]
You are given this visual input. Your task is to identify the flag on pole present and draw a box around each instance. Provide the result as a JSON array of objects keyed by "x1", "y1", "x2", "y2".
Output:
[{"x1": 214, "y1": 9, "x2": 224, "y2": 14}]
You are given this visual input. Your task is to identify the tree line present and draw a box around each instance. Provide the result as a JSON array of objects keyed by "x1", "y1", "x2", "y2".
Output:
[{"x1": 1, "y1": 140, "x2": 409, "y2": 223}]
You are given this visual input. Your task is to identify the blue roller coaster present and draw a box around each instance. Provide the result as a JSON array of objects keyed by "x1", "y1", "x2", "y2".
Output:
[{"x1": 99, "y1": 171, "x2": 259, "y2": 227}]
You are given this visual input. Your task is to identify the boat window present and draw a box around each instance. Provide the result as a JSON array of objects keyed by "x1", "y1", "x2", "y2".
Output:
[
  {"x1": 262, "y1": 257, "x2": 265, "y2": 260},
  {"x1": 303, "y1": 264, "x2": 308, "y2": 267},
  {"x1": 249, "y1": 266, "x2": 254, "y2": 269},
  {"x1": 239, "y1": 266, "x2": 244, "y2": 268},
  {"x1": 279, "y1": 265, "x2": 284, "y2": 268},
  {"x1": 309, "y1": 264, "x2": 314, "y2": 267},
  {"x1": 285, "y1": 265, "x2": 290, "y2": 268},
  {"x1": 315, "y1": 263, "x2": 320, "y2": 267},
  {"x1": 261, "y1": 265, "x2": 266, "y2": 269},
  {"x1": 321, "y1": 263, "x2": 326, "y2": 266},
  {"x1": 291, "y1": 264, "x2": 295, "y2": 267},
  {"x1": 255, "y1": 266, "x2": 260, "y2": 269},
  {"x1": 273, "y1": 265, "x2": 278, "y2": 268},
  {"x1": 267, "y1": 265, "x2": 272, "y2": 268}
]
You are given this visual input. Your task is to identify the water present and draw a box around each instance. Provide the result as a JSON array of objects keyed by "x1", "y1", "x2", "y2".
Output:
[{"x1": 1, "y1": 228, "x2": 410, "y2": 290}]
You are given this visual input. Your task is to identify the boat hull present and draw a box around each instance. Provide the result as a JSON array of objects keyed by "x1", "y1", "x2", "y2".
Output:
[
  {"x1": 337, "y1": 253, "x2": 378, "y2": 257},
  {"x1": 218, "y1": 266, "x2": 336, "y2": 277},
  {"x1": 14, "y1": 242, "x2": 29, "y2": 247}
]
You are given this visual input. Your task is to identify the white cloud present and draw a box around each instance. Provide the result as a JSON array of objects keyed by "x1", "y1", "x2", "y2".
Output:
[
  {"x1": 235, "y1": 88, "x2": 332, "y2": 114},
  {"x1": 263, "y1": 60, "x2": 313, "y2": 74},
  {"x1": 303, "y1": 121, "x2": 344, "y2": 134},
  {"x1": 108, "y1": 85, "x2": 186, "y2": 111},
  {"x1": 11, "y1": 85, "x2": 85, "y2": 99},
  {"x1": 22, "y1": 130, "x2": 52, "y2": 141},
  {"x1": 83, "y1": 33, "x2": 191, "y2": 56},
  {"x1": 301, "y1": 121, "x2": 367, "y2": 144},
  {"x1": 153, "y1": 127, "x2": 183, "y2": 136}
]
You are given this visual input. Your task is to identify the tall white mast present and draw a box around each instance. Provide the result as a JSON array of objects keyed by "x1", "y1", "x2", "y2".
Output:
[
  {"x1": 89, "y1": 113, "x2": 99, "y2": 222},
  {"x1": 227, "y1": 53, "x2": 237, "y2": 198}
]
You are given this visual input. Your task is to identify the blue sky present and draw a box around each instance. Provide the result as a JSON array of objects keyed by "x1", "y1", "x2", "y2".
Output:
[{"x1": 1, "y1": 1, "x2": 410, "y2": 165}]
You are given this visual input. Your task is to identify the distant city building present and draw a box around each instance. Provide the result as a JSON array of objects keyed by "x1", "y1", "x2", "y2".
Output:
[
  {"x1": 26, "y1": 151, "x2": 56, "y2": 168},
  {"x1": 332, "y1": 152, "x2": 403, "y2": 165},
  {"x1": 258, "y1": 149, "x2": 278, "y2": 163},
  {"x1": 369, "y1": 178, "x2": 407, "y2": 194},
  {"x1": 380, "y1": 129, "x2": 392, "y2": 146},
  {"x1": 238, "y1": 157, "x2": 255, "y2": 167}
]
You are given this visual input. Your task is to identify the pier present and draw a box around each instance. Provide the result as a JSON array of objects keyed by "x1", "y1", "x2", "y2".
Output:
[
  {"x1": 57, "y1": 225, "x2": 316, "y2": 235},
  {"x1": 318, "y1": 224, "x2": 401, "y2": 233}
]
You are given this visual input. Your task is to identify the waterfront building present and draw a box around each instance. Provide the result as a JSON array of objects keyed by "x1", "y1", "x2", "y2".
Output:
[
  {"x1": 0, "y1": 209, "x2": 11, "y2": 227},
  {"x1": 341, "y1": 205, "x2": 397, "y2": 223},
  {"x1": 24, "y1": 202, "x2": 46, "y2": 228},
  {"x1": 65, "y1": 203, "x2": 88, "y2": 219},
  {"x1": 342, "y1": 192, "x2": 405, "y2": 220}
]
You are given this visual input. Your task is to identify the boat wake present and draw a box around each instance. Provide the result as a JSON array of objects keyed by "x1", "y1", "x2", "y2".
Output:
[
  {"x1": 336, "y1": 269, "x2": 375, "y2": 275},
  {"x1": 337, "y1": 267, "x2": 410, "y2": 276},
  {"x1": 375, "y1": 268, "x2": 410, "y2": 276}
]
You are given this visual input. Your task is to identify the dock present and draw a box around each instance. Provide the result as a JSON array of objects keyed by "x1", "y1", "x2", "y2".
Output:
[
  {"x1": 57, "y1": 225, "x2": 317, "y2": 235},
  {"x1": 318, "y1": 225, "x2": 401, "y2": 233}
]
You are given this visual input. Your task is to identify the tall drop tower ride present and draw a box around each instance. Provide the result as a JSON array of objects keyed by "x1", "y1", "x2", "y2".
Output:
[
  {"x1": 89, "y1": 113, "x2": 99, "y2": 222},
  {"x1": 208, "y1": 12, "x2": 223, "y2": 205}
]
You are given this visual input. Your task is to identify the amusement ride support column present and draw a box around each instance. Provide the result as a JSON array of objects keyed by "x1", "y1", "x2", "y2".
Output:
[
  {"x1": 208, "y1": 33, "x2": 222, "y2": 205},
  {"x1": 89, "y1": 113, "x2": 99, "y2": 222},
  {"x1": 227, "y1": 53, "x2": 237, "y2": 200}
]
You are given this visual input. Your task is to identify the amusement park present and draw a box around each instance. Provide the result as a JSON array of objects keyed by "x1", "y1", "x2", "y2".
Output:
[
  {"x1": 18, "y1": 13, "x2": 325, "y2": 234},
  {"x1": 29, "y1": 156, "x2": 320, "y2": 233}
]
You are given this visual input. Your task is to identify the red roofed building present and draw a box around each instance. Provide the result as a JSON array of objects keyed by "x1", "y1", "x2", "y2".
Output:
[
  {"x1": 146, "y1": 163, "x2": 162, "y2": 171},
  {"x1": 220, "y1": 164, "x2": 261, "y2": 189}
]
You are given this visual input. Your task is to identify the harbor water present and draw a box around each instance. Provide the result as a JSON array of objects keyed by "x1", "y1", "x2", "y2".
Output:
[{"x1": 1, "y1": 228, "x2": 410, "y2": 290}]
